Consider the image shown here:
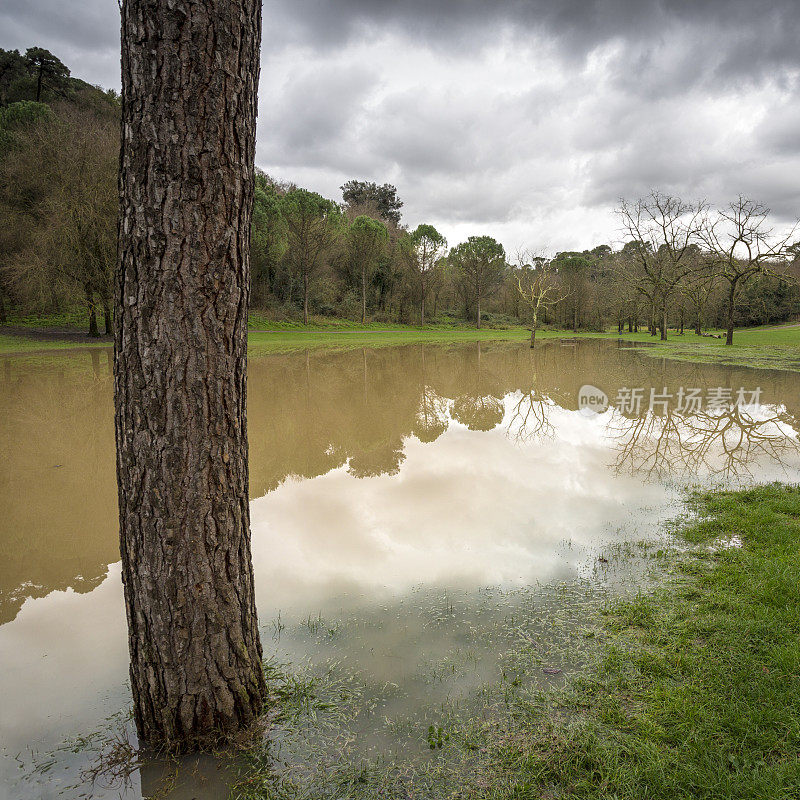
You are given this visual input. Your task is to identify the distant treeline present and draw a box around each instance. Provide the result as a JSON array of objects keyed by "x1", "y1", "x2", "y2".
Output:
[{"x1": 1, "y1": 48, "x2": 798, "y2": 337}]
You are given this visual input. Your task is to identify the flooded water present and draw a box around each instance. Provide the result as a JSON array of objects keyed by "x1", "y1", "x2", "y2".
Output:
[{"x1": 1, "y1": 339, "x2": 799, "y2": 799}]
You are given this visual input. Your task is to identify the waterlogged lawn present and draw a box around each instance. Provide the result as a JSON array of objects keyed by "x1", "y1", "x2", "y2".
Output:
[
  {"x1": 0, "y1": 333, "x2": 110, "y2": 354},
  {"x1": 585, "y1": 326, "x2": 800, "y2": 372},
  {"x1": 4, "y1": 308, "x2": 800, "y2": 372},
  {"x1": 481, "y1": 484, "x2": 800, "y2": 799},
  {"x1": 231, "y1": 485, "x2": 800, "y2": 799}
]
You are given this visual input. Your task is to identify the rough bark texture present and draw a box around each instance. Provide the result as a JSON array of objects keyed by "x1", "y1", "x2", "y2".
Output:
[
  {"x1": 725, "y1": 281, "x2": 737, "y2": 345},
  {"x1": 116, "y1": 0, "x2": 266, "y2": 751}
]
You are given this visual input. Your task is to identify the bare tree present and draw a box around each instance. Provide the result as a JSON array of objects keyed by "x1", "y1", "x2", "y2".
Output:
[
  {"x1": 115, "y1": 0, "x2": 266, "y2": 751},
  {"x1": 617, "y1": 191, "x2": 705, "y2": 340},
  {"x1": 700, "y1": 197, "x2": 799, "y2": 345},
  {"x1": 680, "y1": 251, "x2": 719, "y2": 336},
  {"x1": 516, "y1": 250, "x2": 570, "y2": 346}
]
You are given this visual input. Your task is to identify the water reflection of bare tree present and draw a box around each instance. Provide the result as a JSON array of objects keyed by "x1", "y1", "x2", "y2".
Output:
[
  {"x1": 610, "y1": 404, "x2": 800, "y2": 480},
  {"x1": 507, "y1": 390, "x2": 556, "y2": 443}
]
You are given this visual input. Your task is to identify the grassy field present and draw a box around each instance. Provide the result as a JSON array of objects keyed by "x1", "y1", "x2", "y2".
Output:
[
  {"x1": 584, "y1": 326, "x2": 800, "y2": 372},
  {"x1": 230, "y1": 485, "x2": 800, "y2": 799},
  {"x1": 245, "y1": 323, "x2": 800, "y2": 366},
  {"x1": 0, "y1": 332, "x2": 111, "y2": 354},
  {"x1": 2, "y1": 308, "x2": 799, "y2": 371},
  {"x1": 475, "y1": 483, "x2": 800, "y2": 799}
]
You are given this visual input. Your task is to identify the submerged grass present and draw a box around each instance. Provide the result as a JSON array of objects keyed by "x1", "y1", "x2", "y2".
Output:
[
  {"x1": 37, "y1": 486, "x2": 800, "y2": 799},
  {"x1": 584, "y1": 326, "x2": 800, "y2": 372},
  {"x1": 233, "y1": 484, "x2": 800, "y2": 799},
  {"x1": 0, "y1": 332, "x2": 110, "y2": 354},
  {"x1": 4, "y1": 320, "x2": 799, "y2": 372},
  {"x1": 472, "y1": 484, "x2": 800, "y2": 799}
]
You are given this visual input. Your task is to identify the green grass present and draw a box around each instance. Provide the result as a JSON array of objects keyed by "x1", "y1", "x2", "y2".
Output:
[
  {"x1": 3, "y1": 307, "x2": 799, "y2": 370},
  {"x1": 577, "y1": 326, "x2": 800, "y2": 372},
  {"x1": 247, "y1": 311, "x2": 523, "y2": 331},
  {"x1": 0, "y1": 333, "x2": 109, "y2": 354},
  {"x1": 246, "y1": 326, "x2": 533, "y2": 352},
  {"x1": 475, "y1": 483, "x2": 800, "y2": 799},
  {"x1": 228, "y1": 485, "x2": 800, "y2": 800},
  {"x1": 3, "y1": 307, "x2": 100, "y2": 329}
]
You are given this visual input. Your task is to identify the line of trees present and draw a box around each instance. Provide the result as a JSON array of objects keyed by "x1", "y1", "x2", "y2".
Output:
[
  {"x1": 0, "y1": 47, "x2": 119, "y2": 331},
  {"x1": 1, "y1": 50, "x2": 798, "y2": 341}
]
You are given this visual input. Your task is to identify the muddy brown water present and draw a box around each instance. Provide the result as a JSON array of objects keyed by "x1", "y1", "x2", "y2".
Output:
[{"x1": 1, "y1": 339, "x2": 799, "y2": 798}]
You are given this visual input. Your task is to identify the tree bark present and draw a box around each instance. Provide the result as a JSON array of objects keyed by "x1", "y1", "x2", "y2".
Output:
[
  {"x1": 85, "y1": 284, "x2": 99, "y2": 337},
  {"x1": 361, "y1": 266, "x2": 366, "y2": 325},
  {"x1": 116, "y1": 0, "x2": 266, "y2": 752},
  {"x1": 476, "y1": 296, "x2": 481, "y2": 329},
  {"x1": 103, "y1": 299, "x2": 112, "y2": 336},
  {"x1": 725, "y1": 280, "x2": 736, "y2": 345},
  {"x1": 303, "y1": 271, "x2": 309, "y2": 325}
]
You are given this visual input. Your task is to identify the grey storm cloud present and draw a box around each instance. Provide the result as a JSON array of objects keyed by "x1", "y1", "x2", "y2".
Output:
[
  {"x1": 264, "y1": 0, "x2": 800, "y2": 79},
  {"x1": 2, "y1": 0, "x2": 799, "y2": 249}
]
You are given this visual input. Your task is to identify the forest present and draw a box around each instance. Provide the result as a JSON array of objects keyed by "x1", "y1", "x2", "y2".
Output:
[{"x1": 1, "y1": 47, "x2": 798, "y2": 343}]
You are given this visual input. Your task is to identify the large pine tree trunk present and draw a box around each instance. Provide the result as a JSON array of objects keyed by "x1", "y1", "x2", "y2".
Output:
[{"x1": 116, "y1": 0, "x2": 266, "y2": 752}]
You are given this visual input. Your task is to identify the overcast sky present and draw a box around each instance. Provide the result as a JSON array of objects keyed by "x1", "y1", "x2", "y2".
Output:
[{"x1": 2, "y1": 0, "x2": 798, "y2": 253}]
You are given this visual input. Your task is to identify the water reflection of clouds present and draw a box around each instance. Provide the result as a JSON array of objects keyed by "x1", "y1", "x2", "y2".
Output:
[
  {"x1": 249, "y1": 410, "x2": 671, "y2": 616},
  {"x1": 5, "y1": 341, "x2": 800, "y2": 799},
  {"x1": 501, "y1": 387, "x2": 800, "y2": 484},
  {"x1": 0, "y1": 563, "x2": 130, "y2": 790}
]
